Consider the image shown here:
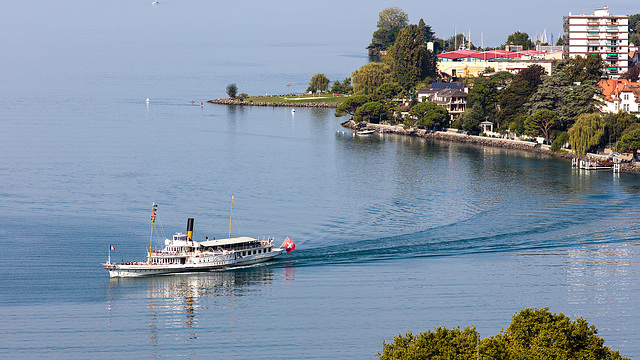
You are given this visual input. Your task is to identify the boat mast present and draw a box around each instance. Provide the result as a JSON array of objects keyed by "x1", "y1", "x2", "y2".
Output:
[
  {"x1": 228, "y1": 194, "x2": 234, "y2": 239},
  {"x1": 148, "y1": 202, "x2": 158, "y2": 262}
]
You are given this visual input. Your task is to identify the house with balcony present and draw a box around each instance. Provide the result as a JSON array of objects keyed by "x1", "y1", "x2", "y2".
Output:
[
  {"x1": 416, "y1": 83, "x2": 468, "y2": 120},
  {"x1": 563, "y1": 6, "x2": 629, "y2": 77}
]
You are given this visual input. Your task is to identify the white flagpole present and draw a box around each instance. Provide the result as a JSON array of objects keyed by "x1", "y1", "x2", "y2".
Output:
[{"x1": 108, "y1": 245, "x2": 111, "y2": 264}]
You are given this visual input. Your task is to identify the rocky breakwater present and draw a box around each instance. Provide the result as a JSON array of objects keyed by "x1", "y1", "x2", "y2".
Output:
[
  {"x1": 208, "y1": 97, "x2": 339, "y2": 108},
  {"x1": 341, "y1": 120, "x2": 576, "y2": 160}
]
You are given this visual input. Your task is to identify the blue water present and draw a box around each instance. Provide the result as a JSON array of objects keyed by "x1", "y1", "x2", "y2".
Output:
[{"x1": 1, "y1": 1, "x2": 639, "y2": 359}]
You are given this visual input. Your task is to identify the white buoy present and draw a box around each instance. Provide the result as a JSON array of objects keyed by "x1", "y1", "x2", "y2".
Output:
[
  {"x1": 146, "y1": 98, "x2": 149, "y2": 103},
  {"x1": 291, "y1": 109, "x2": 295, "y2": 113}
]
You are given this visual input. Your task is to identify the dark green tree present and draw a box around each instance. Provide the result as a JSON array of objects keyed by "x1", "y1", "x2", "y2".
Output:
[
  {"x1": 386, "y1": 24, "x2": 436, "y2": 90},
  {"x1": 417, "y1": 18, "x2": 435, "y2": 44},
  {"x1": 629, "y1": 14, "x2": 640, "y2": 35},
  {"x1": 367, "y1": 26, "x2": 404, "y2": 56},
  {"x1": 367, "y1": 7, "x2": 409, "y2": 56},
  {"x1": 616, "y1": 129, "x2": 640, "y2": 157},
  {"x1": 620, "y1": 63, "x2": 640, "y2": 82},
  {"x1": 407, "y1": 101, "x2": 448, "y2": 129},
  {"x1": 372, "y1": 83, "x2": 405, "y2": 101},
  {"x1": 525, "y1": 62, "x2": 569, "y2": 116},
  {"x1": 466, "y1": 71, "x2": 512, "y2": 127},
  {"x1": 564, "y1": 54, "x2": 605, "y2": 84},
  {"x1": 306, "y1": 73, "x2": 330, "y2": 93},
  {"x1": 550, "y1": 131, "x2": 569, "y2": 152},
  {"x1": 334, "y1": 95, "x2": 371, "y2": 118},
  {"x1": 226, "y1": 83, "x2": 238, "y2": 98},
  {"x1": 525, "y1": 110, "x2": 558, "y2": 144},
  {"x1": 331, "y1": 78, "x2": 353, "y2": 94},
  {"x1": 458, "y1": 102, "x2": 484, "y2": 133},
  {"x1": 353, "y1": 101, "x2": 388, "y2": 123},
  {"x1": 559, "y1": 80, "x2": 601, "y2": 128},
  {"x1": 569, "y1": 112, "x2": 605, "y2": 157},
  {"x1": 498, "y1": 65, "x2": 546, "y2": 133},
  {"x1": 504, "y1": 31, "x2": 535, "y2": 50},
  {"x1": 603, "y1": 111, "x2": 639, "y2": 145}
]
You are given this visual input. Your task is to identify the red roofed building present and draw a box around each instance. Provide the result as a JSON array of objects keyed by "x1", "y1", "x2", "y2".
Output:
[
  {"x1": 437, "y1": 49, "x2": 560, "y2": 78},
  {"x1": 599, "y1": 79, "x2": 640, "y2": 114}
]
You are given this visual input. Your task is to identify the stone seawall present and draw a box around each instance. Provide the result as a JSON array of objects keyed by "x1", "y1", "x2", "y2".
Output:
[
  {"x1": 208, "y1": 98, "x2": 339, "y2": 108},
  {"x1": 342, "y1": 120, "x2": 640, "y2": 173}
]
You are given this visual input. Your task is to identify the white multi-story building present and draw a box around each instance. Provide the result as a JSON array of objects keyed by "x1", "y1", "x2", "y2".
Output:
[{"x1": 563, "y1": 6, "x2": 629, "y2": 77}]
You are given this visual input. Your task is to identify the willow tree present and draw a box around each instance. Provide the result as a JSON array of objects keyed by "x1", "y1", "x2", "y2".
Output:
[
  {"x1": 351, "y1": 62, "x2": 389, "y2": 95},
  {"x1": 569, "y1": 112, "x2": 605, "y2": 157},
  {"x1": 306, "y1": 73, "x2": 330, "y2": 93}
]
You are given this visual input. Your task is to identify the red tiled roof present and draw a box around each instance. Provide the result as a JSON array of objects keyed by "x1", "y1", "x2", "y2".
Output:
[{"x1": 599, "y1": 79, "x2": 640, "y2": 102}]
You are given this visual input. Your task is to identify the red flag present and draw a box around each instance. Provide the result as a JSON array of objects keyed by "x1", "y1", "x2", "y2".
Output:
[{"x1": 282, "y1": 237, "x2": 295, "y2": 253}]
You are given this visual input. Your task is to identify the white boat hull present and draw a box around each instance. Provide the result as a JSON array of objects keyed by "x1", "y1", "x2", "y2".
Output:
[{"x1": 104, "y1": 248, "x2": 285, "y2": 278}]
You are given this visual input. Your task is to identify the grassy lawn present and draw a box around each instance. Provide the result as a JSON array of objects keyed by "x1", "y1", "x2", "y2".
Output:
[{"x1": 240, "y1": 94, "x2": 347, "y2": 104}]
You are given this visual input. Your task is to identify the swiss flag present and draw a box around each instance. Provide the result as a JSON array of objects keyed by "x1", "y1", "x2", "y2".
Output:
[{"x1": 283, "y1": 237, "x2": 295, "y2": 253}]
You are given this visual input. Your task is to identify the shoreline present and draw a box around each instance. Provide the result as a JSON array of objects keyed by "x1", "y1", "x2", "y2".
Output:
[
  {"x1": 208, "y1": 97, "x2": 339, "y2": 108},
  {"x1": 341, "y1": 120, "x2": 640, "y2": 174}
]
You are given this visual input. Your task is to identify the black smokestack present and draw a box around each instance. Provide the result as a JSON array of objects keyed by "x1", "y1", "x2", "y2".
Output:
[{"x1": 187, "y1": 218, "x2": 194, "y2": 241}]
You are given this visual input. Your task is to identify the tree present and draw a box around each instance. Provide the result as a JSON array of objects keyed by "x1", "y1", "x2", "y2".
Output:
[
  {"x1": 525, "y1": 110, "x2": 558, "y2": 144},
  {"x1": 550, "y1": 131, "x2": 569, "y2": 152},
  {"x1": 569, "y1": 112, "x2": 605, "y2": 157},
  {"x1": 565, "y1": 54, "x2": 605, "y2": 84},
  {"x1": 407, "y1": 101, "x2": 448, "y2": 129},
  {"x1": 499, "y1": 308, "x2": 628, "y2": 360},
  {"x1": 466, "y1": 72, "x2": 512, "y2": 127},
  {"x1": 417, "y1": 18, "x2": 434, "y2": 44},
  {"x1": 457, "y1": 102, "x2": 483, "y2": 133},
  {"x1": 385, "y1": 24, "x2": 436, "y2": 90},
  {"x1": 498, "y1": 65, "x2": 546, "y2": 133},
  {"x1": 376, "y1": 7, "x2": 408, "y2": 30},
  {"x1": 603, "y1": 111, "x2": 639, "y2": 145},
  {"x1": 505, "y1": 31, "x2": 535, "y2": 50},
  {"x1": 331, "y1": 78, "x2": 352, "y2": 94},
  {"x1": 376, "y1": 308, "x2": 630, "y2": 360},
  {"x1": 226, "y1": 83, "x2": 238, "y2": 98},
  {"x1": 620, "y1": 63, "x2": 640, "y2": 82},
  {"x1": 351, "y1": 62, "x2": 390, "y2": 95},
  {"x1": 353, "y1": 101, "x2": 388, "y2": 123},
  {"x1": 372, "y1": 83, "x2": 405, "y2": 101},
  {"x1": 368, "y1": 26, "x2": 403, "y2": 56},
  {"x1": 525, "y1": 62, "x2": 569, "y2": 116},
  {"x1": 334, "y1": 95, "x2": 371, "y2": 118},
  {"x1": 558, "y1": 80, "x2": 600, "y2": 129},
  {"x1": 377, "y1": 327, "x2": 479, "y2": 360},
  {"x1": 306, "y1": 73, "x2": 330, "y2": 93},
  {"x1": 616, "y1": 129, "x2": 640, "y2": 157}
]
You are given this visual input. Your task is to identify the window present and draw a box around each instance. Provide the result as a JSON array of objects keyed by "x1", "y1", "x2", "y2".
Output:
[
  {"x1": 623, "y1": 104, "x2": 630, "y2": 112},
  {"x1": 624, "y1": 93, "x2": 629, "y2": 100}
]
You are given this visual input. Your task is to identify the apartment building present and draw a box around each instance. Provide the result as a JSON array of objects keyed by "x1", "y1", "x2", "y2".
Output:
[{"x1": 563, "y1": 6, "x2": 629, "y2": 77}]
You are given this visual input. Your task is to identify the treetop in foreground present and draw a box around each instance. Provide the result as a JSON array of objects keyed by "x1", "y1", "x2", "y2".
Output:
[{"x1": 376, "y1": 307, "x2": 628, "y2": 360}]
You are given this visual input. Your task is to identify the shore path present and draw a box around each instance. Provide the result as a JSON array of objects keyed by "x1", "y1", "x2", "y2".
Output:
[{"x1": 341, "y1": 120, "x2": 640, "y2": 174}]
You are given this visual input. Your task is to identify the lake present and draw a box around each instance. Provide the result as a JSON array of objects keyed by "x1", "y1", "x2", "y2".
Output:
[{"x1": 1, "y1": 1, "x2": 639, "y2": 359}]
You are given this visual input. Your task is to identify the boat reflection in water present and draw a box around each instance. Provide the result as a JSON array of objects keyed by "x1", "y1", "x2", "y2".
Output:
[{"x1": 105, "y1": 265, "x2": 286, "y2": 347}]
